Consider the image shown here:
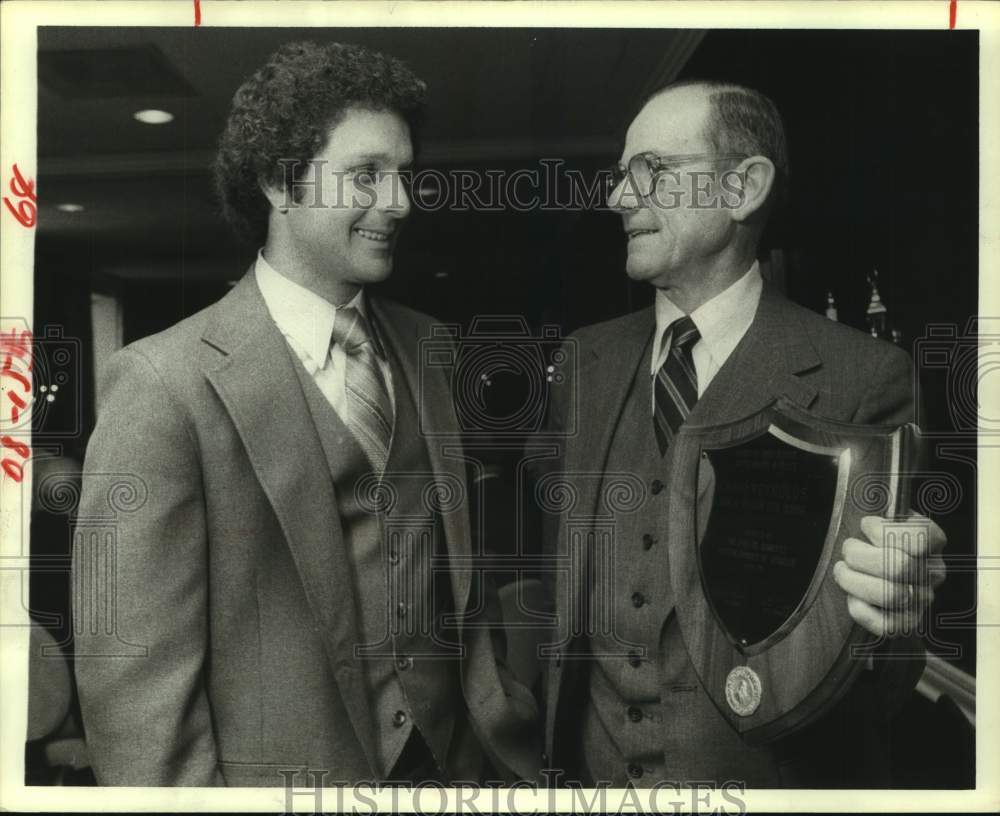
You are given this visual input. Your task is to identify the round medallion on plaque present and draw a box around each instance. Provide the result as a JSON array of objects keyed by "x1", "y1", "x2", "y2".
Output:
[{"x1": 725, "y1": 666, "x2": 762, "y2": 717}]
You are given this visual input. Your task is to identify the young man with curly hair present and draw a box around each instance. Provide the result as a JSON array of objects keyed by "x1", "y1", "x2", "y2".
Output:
[{"x1": 73, "y1": 41, "x2": 540, "y2": 787}]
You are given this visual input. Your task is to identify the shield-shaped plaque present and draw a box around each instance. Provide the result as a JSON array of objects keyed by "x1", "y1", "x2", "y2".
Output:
[{"x1": 668, "y1": 398, "x2": 916, "y2": 744}]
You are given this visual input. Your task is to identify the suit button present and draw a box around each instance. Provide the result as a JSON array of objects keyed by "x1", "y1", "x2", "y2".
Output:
[
  {"x1": 627, "y1": 706, "x2": 643, "y2": 723},
  {"x1": 396, "y1": 602, "x2": 407, "y2": 618},
  {"x1": 631, "y1": 591, "x2": 646, "y2": 608},
  {"x1": 392, "y1": 710, "x2": 407, "y2": 727},
  {"x1": 642, "y1": 533, "x2": 656, "y2": 550},
  {"x1": 396, "y1": 655, "x2": 413, "y2": 671},
  {"x1": 628, "y1": 650, "x2": 642, "y2": 668},
  {"x1": 627, "y1": 763, "x2": 643, "y2": 779},
  {"x1": 388, "y1": 548, "x2": 400, "y2": 565},
  {"x1": 651, "y1": 479, "x2": 664, "y2": 495}
]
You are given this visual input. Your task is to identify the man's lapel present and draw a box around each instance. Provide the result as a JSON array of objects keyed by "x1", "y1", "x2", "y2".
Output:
[
  {"x1": 573, "y1": 307, "x2": 656, "y2": 513},
  {"x1": 689, "y1": 283, "x2": 821, "y2": 427},
  {"x1": 201, "y1": 273, "x2": 378, "y2": 772},
  {"x1": 369, "y1": 298, "x2": 473, "y2": 622},
  {"x1": 565, "y1": 308, "x2": 655, "y2": 638}
]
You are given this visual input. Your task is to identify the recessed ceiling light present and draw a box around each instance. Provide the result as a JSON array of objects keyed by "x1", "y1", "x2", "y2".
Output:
[
  {"x1": 56, "y1": 203, "x2": 84, "y2": 213},
  {"x1": 133, "y1": 109, "x2": 174, "y2": 125}
]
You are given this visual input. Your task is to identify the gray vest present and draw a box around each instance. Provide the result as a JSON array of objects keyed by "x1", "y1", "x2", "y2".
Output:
[
  {"x1": 291, "y1": 339, "x2": 461, "y2": 779},
  {"x1": 580, "y1": 339, "x2": 778, "y2": 787}
]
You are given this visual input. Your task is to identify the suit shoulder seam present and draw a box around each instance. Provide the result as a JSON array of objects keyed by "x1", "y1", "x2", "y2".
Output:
[{"x1": 118, "y1": 345, "x2": 204, "y2": 462}]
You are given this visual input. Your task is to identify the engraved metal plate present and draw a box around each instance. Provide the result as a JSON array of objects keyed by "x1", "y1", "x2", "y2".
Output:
[
  {"x1": 725, "y1": 666, "x2": 762, "y2": 717},
  {"x1": 699, "y1": 428, "x2": 845, "y2": 647}
]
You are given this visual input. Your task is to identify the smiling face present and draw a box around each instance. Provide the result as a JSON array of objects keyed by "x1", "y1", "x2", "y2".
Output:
[
  {"x1": 269, "y1": 106, "x2": 413, "y2": 303},
  {"x1": 612, "y1": 86, "x2": 741, "y2": 301}
]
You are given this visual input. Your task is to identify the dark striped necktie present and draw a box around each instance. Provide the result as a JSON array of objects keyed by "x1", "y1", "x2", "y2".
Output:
[
  {"x1": 331, "y1": 306, "x2": 394, "y2": 472},
  {"x1": 653, "y1": 315, "x2": 701, "y2": 456}
]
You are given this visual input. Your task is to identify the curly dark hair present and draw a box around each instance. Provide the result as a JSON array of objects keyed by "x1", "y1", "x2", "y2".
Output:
[{"x1": 213, "y1": 41, "x2": 427, "y2": 244}]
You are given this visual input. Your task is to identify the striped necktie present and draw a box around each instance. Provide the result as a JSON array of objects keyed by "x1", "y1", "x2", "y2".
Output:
[
  {"x1": 331, "y1": 306, "x2": 394, "y2": 472},
  {"x1": 653, "y1": 315, "x2": 701, "y2": 456}
]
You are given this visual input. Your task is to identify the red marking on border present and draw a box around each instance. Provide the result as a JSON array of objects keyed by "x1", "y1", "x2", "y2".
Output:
[
  {"x1": 1, "y1": 329, "x2": 33, "y2": 478},
  {"x1": 0, "y1": 329, "x2": 33, "y2": 365},
  {"x1": 1, "y1": 436, "x2": 30, "y2": 482},
  {"x1": 3, "y1": 368, "x2": 30, "y2": 393},
  {"x1": 3, "y1": 164, "x2": 37, "y2": 228},
  {"x1": 194, "y1": 0, "x2": 201, "y2": 26},
  {"x1": 2, "y1": 436, "x2": 30, "y2": 459},
  {"x1": 949, "y1": 0, "x2": 957, "y2": 29}
]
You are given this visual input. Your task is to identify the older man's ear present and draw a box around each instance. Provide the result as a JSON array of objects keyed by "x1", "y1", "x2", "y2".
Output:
[{"x1": 726, "y1": 155, "x2": 776, "y2": 224}]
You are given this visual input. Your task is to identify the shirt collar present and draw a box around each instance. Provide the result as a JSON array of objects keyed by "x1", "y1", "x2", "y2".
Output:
[
  {"x1": 651, "y1": 261, "x2": 763, "y2": 374},
  {"x1": 254, "y1": 250, "x2": 366, "y2": 366}
]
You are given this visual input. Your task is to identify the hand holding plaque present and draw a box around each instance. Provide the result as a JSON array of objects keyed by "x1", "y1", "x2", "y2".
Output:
[
  {"x1": 667, "y1": 397, "x2": 923, "y2": 744},
  {"x1": 834, "y1": 513, "x2": 946, "y2": 637}
]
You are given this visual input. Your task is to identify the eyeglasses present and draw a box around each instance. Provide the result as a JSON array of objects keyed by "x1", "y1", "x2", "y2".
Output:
[{"x1": 604, "y1": 152, "x2": 748, "y2": 201}]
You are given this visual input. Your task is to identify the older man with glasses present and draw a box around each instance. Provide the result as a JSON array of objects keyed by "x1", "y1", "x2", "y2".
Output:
[{"x1": 540, "y1": 79, "x2": 946, "y2": 788}]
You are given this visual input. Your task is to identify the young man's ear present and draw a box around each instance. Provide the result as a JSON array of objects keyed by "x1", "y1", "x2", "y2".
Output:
[
  {"x1": 261, "y1": 182, "x2": 291, "y2": 214},
  {"x1": 725, "y1": 155, "x2": 776, "y2": 223}
]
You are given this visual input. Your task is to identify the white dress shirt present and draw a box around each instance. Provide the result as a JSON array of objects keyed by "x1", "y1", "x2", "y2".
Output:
[
  {"x1": 255, "y1": 251, "x2": 394, "y2": 423},
  {"x1": 650, "y1": 261, "x2": 763, "y2": 400}
]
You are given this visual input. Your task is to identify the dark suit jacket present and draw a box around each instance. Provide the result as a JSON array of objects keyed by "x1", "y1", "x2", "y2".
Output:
[
  {"x1": 73, "y1": 274, "x2": 540, "y2": 786},
  {"x1": 542, "y1": 283, "x2": 925, "y2": 786}
]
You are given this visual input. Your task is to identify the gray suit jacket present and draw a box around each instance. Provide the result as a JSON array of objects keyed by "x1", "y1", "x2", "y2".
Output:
[
  {"x1": 542, "y1": 283, "x2": 925, "y2": 786},
  {"x1": 73, "y1": 274, "x2": 540, "y2": 786}
]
